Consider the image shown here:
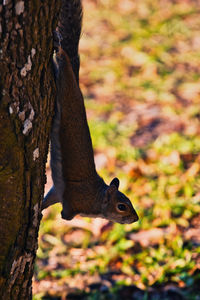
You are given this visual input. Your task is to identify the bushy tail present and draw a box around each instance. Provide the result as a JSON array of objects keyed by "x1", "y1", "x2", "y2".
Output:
[{"x1": 57, "y1": 0, "x2": 83, "y2": 83}]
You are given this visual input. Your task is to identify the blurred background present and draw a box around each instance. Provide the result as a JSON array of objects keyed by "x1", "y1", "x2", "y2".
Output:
[{"x1": 33, "y1": 0, "x2": 200, "y2": 299}]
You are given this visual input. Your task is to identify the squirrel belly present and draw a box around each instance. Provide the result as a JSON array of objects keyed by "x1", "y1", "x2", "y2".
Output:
[
  {"x1": 42, "y1": 86, "x2": 64, "y2": 210},
  {"x1": 42, "y1": 50, "x2": 138, "y2": 224}
]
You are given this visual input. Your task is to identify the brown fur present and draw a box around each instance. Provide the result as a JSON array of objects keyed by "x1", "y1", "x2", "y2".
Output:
[
  {"x1": 56, "y1": 50, "x2": 138, "y2": 223},
  {"x1": 43, "y1": 0, "x2": 139, "y2": 224},
  {"x1": 58, "y1": 0, "x2": 82, "y2": 82}
]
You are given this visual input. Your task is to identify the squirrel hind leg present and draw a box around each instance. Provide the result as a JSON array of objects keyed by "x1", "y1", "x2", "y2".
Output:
[{"x1": 42, "y1": 186, "x2": 60, "y2": 210}]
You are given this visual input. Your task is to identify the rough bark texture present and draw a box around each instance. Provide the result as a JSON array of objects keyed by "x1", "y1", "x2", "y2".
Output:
[{"x1": 0, "y1": 1, "x2": 60, "y2": 299}]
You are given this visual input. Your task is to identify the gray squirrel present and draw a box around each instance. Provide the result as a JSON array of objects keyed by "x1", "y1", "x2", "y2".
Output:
[{"x1": 42, "y1": 0, "x2": 138, "y2": 224}]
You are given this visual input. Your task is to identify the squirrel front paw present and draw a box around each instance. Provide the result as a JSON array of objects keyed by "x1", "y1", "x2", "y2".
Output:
[{"x1": 61, "y1": 204, "x2": 76, "y2": 220}]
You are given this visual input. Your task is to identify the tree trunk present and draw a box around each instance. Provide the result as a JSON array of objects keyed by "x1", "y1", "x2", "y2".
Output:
[{"x1": 0, "y1": 1, "x2": 60, "y2": 298}]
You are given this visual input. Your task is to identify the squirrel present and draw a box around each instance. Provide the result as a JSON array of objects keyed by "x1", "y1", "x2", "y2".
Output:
[{"x1": 42, "y1": 0, "x2": 139, "y2": 224}]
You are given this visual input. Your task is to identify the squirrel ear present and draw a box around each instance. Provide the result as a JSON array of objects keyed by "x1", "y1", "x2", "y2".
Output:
[
  {"x1": 110, "y1": 177, "x2": 119, "y2": 189},
  {"x1": 104, "y1": 184, "x2": 117, "y2": 205},
  {"x1": 106, "y1": 184, "x2": 117, "y2": 197}
]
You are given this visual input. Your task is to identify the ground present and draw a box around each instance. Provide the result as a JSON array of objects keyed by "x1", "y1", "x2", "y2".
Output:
[{"x1": 33, "y1": 0, "x2": 200, "y2": 299}]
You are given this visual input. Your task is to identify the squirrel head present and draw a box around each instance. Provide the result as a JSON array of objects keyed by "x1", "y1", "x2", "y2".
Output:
[
  {"x1": 101, "y1": 178, "x2": 139, "y2": 224},
  {"x1": 60, "y1": 177, "x2": 139, "y2": 224}
]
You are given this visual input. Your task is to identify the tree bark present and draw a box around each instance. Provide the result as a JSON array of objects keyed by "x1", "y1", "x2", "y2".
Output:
[{"x1": 0, "y1": 1, "x2": 60, "y2": 299}]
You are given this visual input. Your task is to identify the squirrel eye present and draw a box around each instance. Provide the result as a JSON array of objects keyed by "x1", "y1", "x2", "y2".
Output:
[{"x1": 117, "y1": 204, "x2": 127, "y2": 212}]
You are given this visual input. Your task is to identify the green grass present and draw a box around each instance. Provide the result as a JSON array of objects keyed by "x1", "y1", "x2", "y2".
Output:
[{"x1": 34, "y1": 0, "x2": 200, "y2": 298}]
